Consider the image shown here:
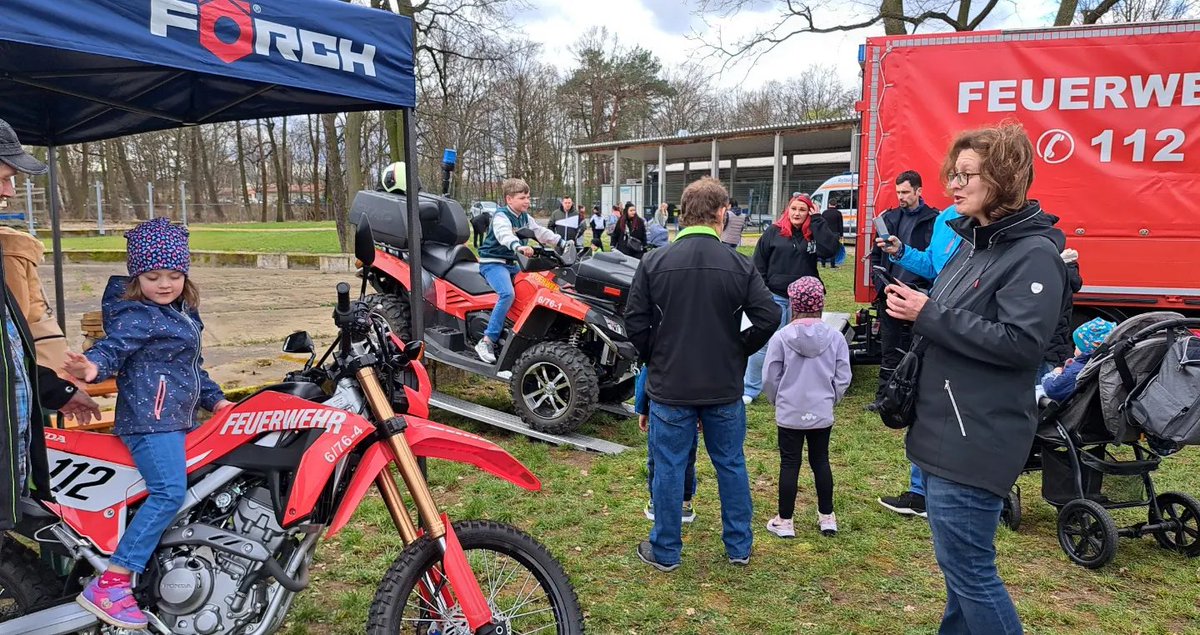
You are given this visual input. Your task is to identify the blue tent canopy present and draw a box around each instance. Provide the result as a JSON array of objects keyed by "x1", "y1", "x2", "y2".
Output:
[
  {"x1": 0, "y1": 0, "x2": 417, "y2": 145},
  {"x1": 0, "y1": 0, "x2": 426, "y2": 338}
]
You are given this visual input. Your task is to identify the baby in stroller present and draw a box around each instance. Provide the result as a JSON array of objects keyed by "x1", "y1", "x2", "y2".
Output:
[
  {"x1": 1007, "y1": 312, "x2": 1200, "y2": 569},
  {"x1": 1038, "y1": 317, "x2": 1116, "y2": 402}
]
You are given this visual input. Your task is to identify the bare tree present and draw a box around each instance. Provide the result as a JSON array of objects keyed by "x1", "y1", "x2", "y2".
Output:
[{"x1": 695, "y1": 0, "x2": 1134, "y2": 69}]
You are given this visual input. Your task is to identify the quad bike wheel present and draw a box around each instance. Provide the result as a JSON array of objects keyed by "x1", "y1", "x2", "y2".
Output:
[
  {"x1": 365, "y1": 292, "x2": 412, "y2": 341},
  {"x1": 366, "y1": 520, "x2": 584, "y2": 634},
  {"x1": 1151, "y1": 492, "x2": 1200, "y2": 557},
  {"x1": 1057, "y1": 498, "x2": 1119, "y2": 569},
  {"x1": 511, "y1": 341, "x2": 598, "y2": 435},
  {"x1": 1000, "y1": 485, "x2": 1022, "y2": 531}
]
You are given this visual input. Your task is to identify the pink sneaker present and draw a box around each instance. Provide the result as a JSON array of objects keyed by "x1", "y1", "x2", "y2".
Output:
[{"x1": 77, "y1": 577, "x2": 148, "y2": 630}]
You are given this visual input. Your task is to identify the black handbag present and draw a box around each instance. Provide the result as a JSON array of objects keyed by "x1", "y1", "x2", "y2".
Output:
[{"x1": 877, "y1": 336, "x2": 930, "y2": 430}]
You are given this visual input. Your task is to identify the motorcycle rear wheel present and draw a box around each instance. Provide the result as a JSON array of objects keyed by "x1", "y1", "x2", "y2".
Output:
[
  {"x1": 0, "y1": 538, "x2": 62, "y2": 623},
  {"x1": 366, "y1": 520, "x2": 584, "y2": 635}
]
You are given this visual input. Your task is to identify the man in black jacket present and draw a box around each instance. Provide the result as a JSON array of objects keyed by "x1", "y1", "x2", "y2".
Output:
[
  {"x1": 625, "y1": 176, "x2": 780, "y2": 571},
  {"x1": 868, "y1": 171, "x2": 939, "y2": 409},
  {"x1": 1, "y1": 122, "x2": 102, "y2": 531}
]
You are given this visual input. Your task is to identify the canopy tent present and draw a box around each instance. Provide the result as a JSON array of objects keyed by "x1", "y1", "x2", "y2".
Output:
[{"x1": 0, "y1": 0, "x2": 427, "y2": 336}]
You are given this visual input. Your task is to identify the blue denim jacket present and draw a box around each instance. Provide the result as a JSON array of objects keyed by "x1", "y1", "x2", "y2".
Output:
[{"x1": 85, "y1": 276, "x2": 224, "y2": 435}]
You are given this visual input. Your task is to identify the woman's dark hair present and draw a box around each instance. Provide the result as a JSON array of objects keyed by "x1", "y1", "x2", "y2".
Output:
[
  {"x1": 124, "y1": 275, "x2": 200, "y2": 308},
  {"x1": 941, "y1": 122, "x2": 1035, "y2": 221}
]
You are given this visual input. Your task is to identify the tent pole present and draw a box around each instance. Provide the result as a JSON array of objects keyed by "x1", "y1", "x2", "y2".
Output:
[
  {"x1": 402, "y1": 108, "x2": 423, "y2": 341},
  {"x1": 47, "y1": 146, "x2": 66, "y2": 334}
]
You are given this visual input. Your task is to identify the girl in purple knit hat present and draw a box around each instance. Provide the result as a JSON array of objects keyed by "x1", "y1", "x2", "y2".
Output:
[
  {"x1": 63, "y1": 217, "x2": 233, "y2": 630},
  {"x1": 762, "y1": 276, "x2": 851, "y2": 538}
]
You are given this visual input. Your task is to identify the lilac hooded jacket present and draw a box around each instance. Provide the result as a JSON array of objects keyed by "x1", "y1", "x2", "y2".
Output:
[{"x1": 762, "y1": 319, "x2": 852, "y2": 430}]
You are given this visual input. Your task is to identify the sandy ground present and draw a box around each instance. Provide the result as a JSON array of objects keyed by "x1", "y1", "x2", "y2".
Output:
[{"x1": 58, "y1": 263, "x2": 359, "y2": 391}]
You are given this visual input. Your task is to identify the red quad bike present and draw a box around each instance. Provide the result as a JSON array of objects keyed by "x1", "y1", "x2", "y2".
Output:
[
  {"x1": 0, "y1": 219, "x2": 583, "y2": 635},
  {"x1": 349, "y1": 188, "x2": 641, "y2": 435}
]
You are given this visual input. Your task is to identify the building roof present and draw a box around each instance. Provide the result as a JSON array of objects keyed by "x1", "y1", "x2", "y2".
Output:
[{"x1": 570, "y1": 116, "x2": 857, "y2": 163}]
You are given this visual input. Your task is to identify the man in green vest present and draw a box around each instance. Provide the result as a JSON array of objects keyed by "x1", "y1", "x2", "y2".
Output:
[{"x1": 475, "y1": 178, "x2": 564, "y2": 364}]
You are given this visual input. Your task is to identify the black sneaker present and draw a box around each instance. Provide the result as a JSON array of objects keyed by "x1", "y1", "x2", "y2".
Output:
[
  {"x1": 636, "y1": 541, "x2": 679, "y2": 572},
  {"x1": 877, "y1": 491, "x2": 927, "y2": 518}
]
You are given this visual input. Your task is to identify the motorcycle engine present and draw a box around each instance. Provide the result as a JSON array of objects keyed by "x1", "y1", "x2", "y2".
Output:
[{"x1": 155, "y1": 486, "x2": 287, "y2": 635}]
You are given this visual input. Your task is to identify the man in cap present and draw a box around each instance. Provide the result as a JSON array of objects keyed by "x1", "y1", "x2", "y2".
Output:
[{"x1": 1, "y1": 118, "x2": 101, "y2": 532}]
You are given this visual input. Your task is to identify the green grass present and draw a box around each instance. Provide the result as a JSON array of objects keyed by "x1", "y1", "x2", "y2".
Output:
[
  {"x1": 197, "y1": 221, "x2": 335, "y2": 230},
  {"x1": 282, "y1": 260, "x2": 1200, "y2": 634},
  {"x1": 53, "y1": 227, "x2": 342, "y2": 254}
]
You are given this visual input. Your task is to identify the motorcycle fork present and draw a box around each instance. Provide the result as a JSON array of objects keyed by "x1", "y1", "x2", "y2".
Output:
[{"x1": 356, "y1": 368, "x2": 495, "y2": 632}]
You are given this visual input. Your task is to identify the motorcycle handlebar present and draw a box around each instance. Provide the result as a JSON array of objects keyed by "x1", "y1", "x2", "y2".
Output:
[{"x1": 336, "y1": 282, "x2": 350, "y2": 314}]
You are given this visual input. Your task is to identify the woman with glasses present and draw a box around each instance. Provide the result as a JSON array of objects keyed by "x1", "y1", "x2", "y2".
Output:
[{"x1": 881, "y1": 123, "x2": 1070, "y2": 635}]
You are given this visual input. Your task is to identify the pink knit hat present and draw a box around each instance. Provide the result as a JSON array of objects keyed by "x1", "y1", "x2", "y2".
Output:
[{"x1": 787, "y1": 276, "x2": 825, "y2": 315}]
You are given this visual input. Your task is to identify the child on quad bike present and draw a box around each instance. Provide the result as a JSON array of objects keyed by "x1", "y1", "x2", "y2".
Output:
[{"x1": 475, "y1": 177, "x2": 564, "y2": 364}]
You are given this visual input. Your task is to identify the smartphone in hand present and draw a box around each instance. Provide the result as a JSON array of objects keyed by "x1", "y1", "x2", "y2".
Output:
[
  {"x1": 872, "y1": 265, "x2": 901, "y2": 289},
  {"x1": 873, "y1": 215, "x2": 890, "y2": 240}
]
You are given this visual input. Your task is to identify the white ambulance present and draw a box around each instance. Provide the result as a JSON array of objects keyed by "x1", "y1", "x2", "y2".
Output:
[{"x1": 808, "y1": 173, "x2": 857, "y2": 242}]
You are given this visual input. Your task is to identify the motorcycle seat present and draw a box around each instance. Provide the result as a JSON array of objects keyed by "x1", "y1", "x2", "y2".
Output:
[{"x1": 421, "y1": 243, "x2": 477, "y2": 278}]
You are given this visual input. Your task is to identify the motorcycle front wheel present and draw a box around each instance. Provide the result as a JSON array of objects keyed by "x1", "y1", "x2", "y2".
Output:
[{"x1": 366, "y1": 520, "x2": 584, "y2": 635}]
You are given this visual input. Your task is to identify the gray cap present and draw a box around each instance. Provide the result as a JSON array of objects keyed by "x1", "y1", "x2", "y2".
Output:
[{"x1": 0, "y1": 119, "x2": 48, "y2": 176}]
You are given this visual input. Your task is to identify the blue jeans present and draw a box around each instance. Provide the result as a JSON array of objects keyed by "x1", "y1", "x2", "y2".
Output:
[
  {"x1": 647, "y1": 430, "x2": 698, "y2": 502},
  {"x1": 925, "y1": 473, "x2": 1024, "y2": 635},
  {"x1": 743, "y1": 294, "x2": 792, "y2": 400},
  {"x1": 479, "y1": 262, "x2": 520, "y2": 343},
  {"x1": 111, "y1": 431, "x2": 187, "y2": 573},
  {"x1": 648, "y1": 400, "x2": 751, "y2": 564},
  {"x1": 911, "y1": 463, "x2": 926, "y2": 497}
]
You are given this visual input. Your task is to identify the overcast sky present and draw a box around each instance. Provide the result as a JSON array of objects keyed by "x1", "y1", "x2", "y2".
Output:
[{"x1": 515, "y1": 0, "x2": 1061, "y2": 90}]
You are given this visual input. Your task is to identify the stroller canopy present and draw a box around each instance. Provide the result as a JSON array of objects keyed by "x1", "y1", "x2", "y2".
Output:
[{"x1": 0, "y1": 0, "x2": 416, "y2": 145}]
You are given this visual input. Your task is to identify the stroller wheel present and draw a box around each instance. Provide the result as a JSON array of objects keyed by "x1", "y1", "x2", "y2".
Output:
[
  {"x1": 1000, "y1": 486, "x2": 1022, "y2": 531},
  {"x1": 1151, "y1": 492, "x2": 1200, "y2": 557},
  {"x1": 1057, "y1": 499, "x2": 1119, "y2": 569}
]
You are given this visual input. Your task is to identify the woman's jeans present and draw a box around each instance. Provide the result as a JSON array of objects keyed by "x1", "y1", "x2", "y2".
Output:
[
  {"x1": 925, "y1": 473, "x2": 1024, "y2": 635},
  {"x1": 111, "y1": 431, "x2": 187, "y2": 573},
  {"x1": 479, "y1": 263, "x2": 520, "y2": 343},
  {"x1": 743, "y1": 294, "x2": 792, "y2": 400}
]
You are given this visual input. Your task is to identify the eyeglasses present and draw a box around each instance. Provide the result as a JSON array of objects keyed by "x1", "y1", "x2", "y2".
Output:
[{"x1": 948, "y1": 171, "x2": 981, "y2": 187}]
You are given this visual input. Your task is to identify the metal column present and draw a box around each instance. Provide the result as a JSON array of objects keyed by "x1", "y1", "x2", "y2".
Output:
[
  {"x1": 770, "y1": 133, "x2": 783, "y2": 218},
  {"x1": 574, "y1": 151, "x2": 583, "y2": 205},
  {"x1": 402, "y1": 108, "x2": 424, "y2": 340},
  {"x1": 710, "y1": 139, "x2": 719, "y2": 178},
  {"x1": 785, "y1": 153, "x2": 793, "y2": 198},
  {"x1": 612, "y1": 148, "x2": 621, "y2": 207},
  {"x1": 729, "y1": 158, "x2": 738, "y2": 200},
  {"x1": 657, "y1": 144, "x2": 666, "y2": 210},
  {"x1": 180, "y1": 180, "x2": 188, "y2": 225},
  {"x1": 47, "y1": 147, "x2": 66, "y2": 333}
]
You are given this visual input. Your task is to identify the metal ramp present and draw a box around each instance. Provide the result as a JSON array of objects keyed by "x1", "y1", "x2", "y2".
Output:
[{"x1": 428, "y1": 391, "x2": 630, "y2": 454}]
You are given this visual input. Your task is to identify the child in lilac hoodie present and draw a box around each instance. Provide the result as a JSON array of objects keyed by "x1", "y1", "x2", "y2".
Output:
[{"x1": 762, "y1": 276, "x2": 852, "y2": 538}]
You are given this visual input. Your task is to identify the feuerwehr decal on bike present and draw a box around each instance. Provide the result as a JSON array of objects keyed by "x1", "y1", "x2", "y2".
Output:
[{"x1": 220, "y1": 408, "x2": 347, "y2": 435}]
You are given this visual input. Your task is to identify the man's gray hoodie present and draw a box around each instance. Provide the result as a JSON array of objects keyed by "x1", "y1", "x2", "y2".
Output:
[{"x1": 762, "y1": 319, "x2": 852, "y2": 429}]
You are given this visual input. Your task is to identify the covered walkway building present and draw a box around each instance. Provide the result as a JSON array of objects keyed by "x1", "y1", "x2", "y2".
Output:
[{"x1": 570, "y1": 116, "x2": 857, "y2": 221}]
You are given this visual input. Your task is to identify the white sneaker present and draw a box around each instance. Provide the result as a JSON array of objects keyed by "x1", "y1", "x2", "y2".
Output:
[
  {"x1": 819, "y1": 512, "x2": 838, "y2": 536},
  {"x1": 766, "y1": 515, "x2": 795, "y2": 538},
  {"x1": 474, "y1": 338, "x2": 496, "y2": 364},
  {"x1": 742, "y1": 395, "x2": 753, "y2": 406}
]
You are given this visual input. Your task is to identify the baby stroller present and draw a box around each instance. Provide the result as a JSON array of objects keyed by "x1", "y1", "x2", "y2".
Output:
[{"x1": 1004, "y1": 312, "x2": 1200, "y2": 569}]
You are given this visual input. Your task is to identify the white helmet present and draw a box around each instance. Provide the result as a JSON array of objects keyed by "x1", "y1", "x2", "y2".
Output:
[{"x1": 380, "y1": 162, "x2": 407, "y2": 193}]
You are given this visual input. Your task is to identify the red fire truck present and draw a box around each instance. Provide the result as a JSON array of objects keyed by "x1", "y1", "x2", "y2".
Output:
[{"x1": 849, "y1": 20, "x2": 1200, "y2": 362}]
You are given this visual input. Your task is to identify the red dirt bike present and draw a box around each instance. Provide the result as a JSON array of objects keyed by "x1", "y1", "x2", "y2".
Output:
[
  {"x1": 350, "y1": 189, "x2": 640, "y2": 436},
  {"x1": 0, "y1": 219, "x2": 583, "y2": 635}
]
